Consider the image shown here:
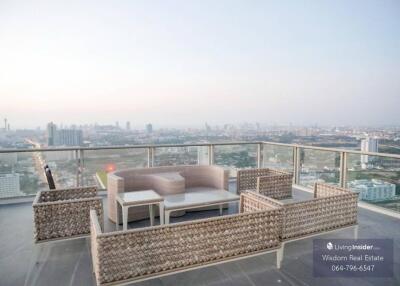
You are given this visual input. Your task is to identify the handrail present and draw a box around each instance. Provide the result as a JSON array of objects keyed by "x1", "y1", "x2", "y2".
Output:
[
  {"x1": 0, "y1": 141, "x2": 262, "y2": 153},
  {"x1": 1, "y1": 140, "x2": 400, "y2": 159},
  {"x1": 261, "y1": 141, "x2": 400, "y2": 159}
]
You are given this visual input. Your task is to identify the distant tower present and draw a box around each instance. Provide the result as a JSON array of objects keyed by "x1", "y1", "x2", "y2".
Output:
[
  {"x1": 7, "y1": 123, "x2": 10, "y2": 131},
  {"x1": 4, "y1": 118, "x2": 7, "y2": 131},
  {"x1": 115, "y1": 121, "x2": 119, "y2": 129},
  {"x1": 146, "y1": 123, "x2": 153, "y2": 133},
  {"x1": 126, "y1": 121, "x2": 131, "y2": 131},
  {"x1": 361, "y1": 137, "x2": 379, "y2": 169},
  {"x1": 47, "y1": 122, "x2": 57, "y2": 146}
]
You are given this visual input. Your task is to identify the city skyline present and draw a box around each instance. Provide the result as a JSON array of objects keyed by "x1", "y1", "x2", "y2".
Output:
[
  {"x1": 1, "y1": 0, "x2": 400, "y2": 128},
  {"x1": 3, "y1": 119, "x2": 400, "y2": 131}
]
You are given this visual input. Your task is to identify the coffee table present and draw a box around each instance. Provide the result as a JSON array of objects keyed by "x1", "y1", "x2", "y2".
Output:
[
  {"x1": 163, "y1": 190, "x2": 240, "y2": 224},
  {"x1": 115, "y1": 190, "x2": 164, "y2": 230}
]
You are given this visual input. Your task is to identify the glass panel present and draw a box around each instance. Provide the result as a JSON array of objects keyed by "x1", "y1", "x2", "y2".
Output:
[
  {"x1": 42, "y1": 150, "x2": 79, "y2": 188},
  {"x1": 0, "y1": 152, "x2": 48, "y2": 198},
  {"x1": 82, "y1": 148, "x2": 148, "y2": 187},
  {"x1": 299, "y1": 148, "x2": 340, "y2": 188},
  {"x1": 197, "y1": 146, "x2": 209, "y2": 165},
  {"x1": 213, "y1": 144, "x2": 257, "y2": 177},
  {"x1": 347, "y1": 153, "x2": 400, "y2": 213},
  {"x1": 262, "y1": 144, "x2": 294, "y2": 172},
  {"x1": 153, "y1": 146, "x2": 198, "y2": 166}
]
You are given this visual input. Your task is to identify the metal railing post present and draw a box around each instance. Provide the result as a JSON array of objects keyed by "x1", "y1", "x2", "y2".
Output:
[
  {"x1": 257, "y1": 143, "x2": 264, "y2": 168},
  {"x1": 208, "y1": 144, "x2": 214, "y2": 165},
  {"x1": 147, "y1": 147, "x2": 151, "y2": 167},
  {"x1": 339, "y1": 151, "x2": 348, "y2": 188},
  {"x1": 75, "y1": 149, "x2": 80, "y2": 187},
  {"x1": 292, "y1": 146, "x2": 297, "y2": 184},
  {"x1": 79, "y1": 149, "x2": 84, "y2": 186},
  {"x1": 293, "y1": 146, "x2": 301, "y2": 184},
  {"x1": 147, "y1": 147, "x2": 154, "y2": 168}
]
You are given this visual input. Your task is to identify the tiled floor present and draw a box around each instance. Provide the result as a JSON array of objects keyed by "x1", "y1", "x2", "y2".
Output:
[{"x1": 0, "y1": 184, "x2": 399, "y2": 286}]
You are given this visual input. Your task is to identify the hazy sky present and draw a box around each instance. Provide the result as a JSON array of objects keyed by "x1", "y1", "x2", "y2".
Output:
[{"x1": 0, "y1": 0, "x2": 399, "y2": 129}]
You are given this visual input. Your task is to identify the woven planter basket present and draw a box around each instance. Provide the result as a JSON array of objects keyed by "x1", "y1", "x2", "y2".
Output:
[{"x1": 33, "y1": 186, "x2": 103, "y2": 242}]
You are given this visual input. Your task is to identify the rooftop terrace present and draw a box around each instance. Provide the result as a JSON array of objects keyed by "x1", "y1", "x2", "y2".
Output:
[
  {"x1": 1, "y1": 182, "x2": 399, "y2": 286},
  {"x1": 1, "y1": 141, "x2": 400, "y2": 286}
]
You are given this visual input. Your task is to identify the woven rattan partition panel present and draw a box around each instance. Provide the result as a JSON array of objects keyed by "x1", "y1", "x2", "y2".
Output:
[
  {"x1": 241, "y1": 190, "x2": 280, "y2": 213},
  {"x1": 314, "y1": 182, "x2": 350, "y2": 197},
  {"x1": 33, "y1": 187, "x2": 103, "y2": 242},
  {"x1": 237, "y1": 168, "x2": 272, "y2": 193},
  {"x1": 237, "y1": 168, "x2": 293, "y2": 197},
  {"x1": 90, "y1": 192, "x2": 282, "y2": 285},
  {"x1": 239, "y1": 184, "x2": 358, "y2": 241},
  {"x1": 280, "y1": 192, "x2": 358, "y2": 240},
  {"x1": 257, "y1": 171, "x2": 293, "y2": 199}
]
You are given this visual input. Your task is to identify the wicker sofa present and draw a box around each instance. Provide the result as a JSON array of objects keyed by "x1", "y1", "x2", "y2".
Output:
[
  {"x1": 33, "y1": 186, "x2": 103, "y2": 243},
  {"x1": 246, "y1": 183, "x2": 358, "y2": 241},
  {"x1": 90, "y1": 191, "x2": 283, "y2": 286},
  {"x1": 107, "y1": 165, "x2": 229, "y2": 223},
  {"x1": 237, "y1": 168, "x2": 293, "y2": 199}
]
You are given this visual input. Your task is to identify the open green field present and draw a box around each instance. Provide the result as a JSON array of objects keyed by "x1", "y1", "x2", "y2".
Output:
[{"x1": 96, "y1": 171, "x2": 107, "y2": 187}]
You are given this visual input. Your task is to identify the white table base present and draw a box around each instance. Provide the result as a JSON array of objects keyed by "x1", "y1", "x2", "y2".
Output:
[
  {"x1": 116, "y1": 201, "x2": 164, "y2": 231},
  {"x1": 165, "y1": 201, "x2": 237, "y2": 224}
]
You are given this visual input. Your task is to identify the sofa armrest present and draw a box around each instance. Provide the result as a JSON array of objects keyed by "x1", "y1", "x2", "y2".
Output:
[
  {"x1": 209, "y1": 166, "x2": 229, "y2": 190},
  {"x1": 107, "y1": 173, "x2": 125, "y2": 223}
]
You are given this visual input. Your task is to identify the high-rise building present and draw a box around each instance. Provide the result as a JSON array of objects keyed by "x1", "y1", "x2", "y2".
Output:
[
  {"x1": 361, "y1": 137, "x2": 379, "y2": 169},
  {"x1": 348, "y1": 179, "x2": 396, "y2": 201},
  {"x1": 47, "y1": 122, "x2": 57, "y2": 146},
  {"x1": 0, "y1": 173, "x2": 23, "y2": 198},
  {"x1": 126, "y1": 121, "x2": 131, "y2": 131},
  {"x1": 146, "y1": 123, "x2": 153, "y2": 133},
  {"x1": 54, "y1": 129, "x2": 83, "y2": 146},
  {"x1": 46, "y1": 122, "x2": 83, "y2": 146}
]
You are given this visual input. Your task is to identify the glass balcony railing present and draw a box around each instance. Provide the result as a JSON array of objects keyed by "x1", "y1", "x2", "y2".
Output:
[
  {"x1": 153, "y1": 146, "x2": 198, "y2": 167},
  {"x1": 347, "y1": 153, "x2": 400, "y2": 213},
  {"x1": 213, "y1": 143, "x2": 257, "y2": 177},
  {"x1": 299, "y1": 148, "x2": 341, "y2": 188},
  {"x1": 0, "y1": 151, "x2": 47, "y2": 197},
  {"x1": 262, "y1": 143, "x2": 294, "y2": 172},
  {"x1": 82, "y1": 148, "x2": 148, "y2": 188},
  {"x1": 1, "y1": 141, "x2": 400, "y2": 216},
  {"x1": 41, "y1": 150, "x2": 81, "y2": 190}
]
